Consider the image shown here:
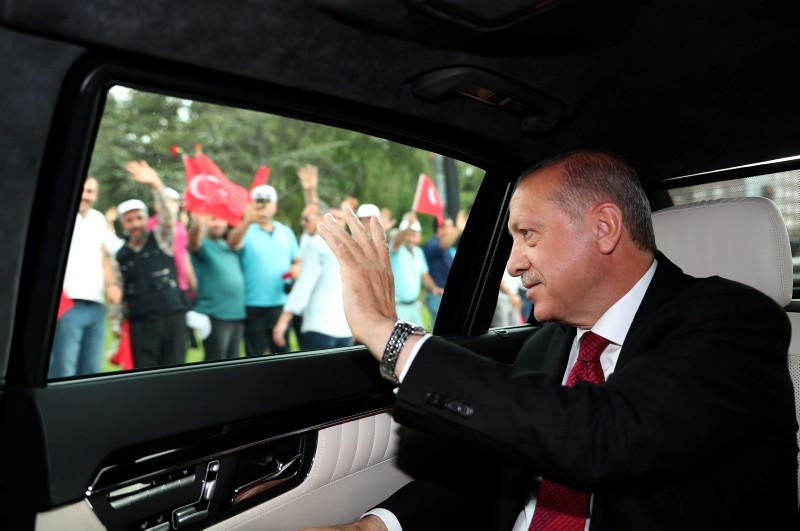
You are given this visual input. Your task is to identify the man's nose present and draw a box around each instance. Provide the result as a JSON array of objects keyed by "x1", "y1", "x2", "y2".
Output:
[{"x1": 507, "y1": 241, "x2": 529, "y2": 277}]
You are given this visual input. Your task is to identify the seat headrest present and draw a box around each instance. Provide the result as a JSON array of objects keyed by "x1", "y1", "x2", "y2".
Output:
[{"x1": 652, "y1": 197, "x2": 792, "y2": 307}]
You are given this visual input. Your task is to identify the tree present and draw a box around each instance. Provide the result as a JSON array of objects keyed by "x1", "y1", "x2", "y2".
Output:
[{"x1": 89, "y1": 87, "x2": 482, "y2": 238}]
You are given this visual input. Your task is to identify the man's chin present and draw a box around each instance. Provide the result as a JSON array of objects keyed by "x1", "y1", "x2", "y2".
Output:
[{"x1": 531, "y1": 303, "x2": 551, "y2": 323}]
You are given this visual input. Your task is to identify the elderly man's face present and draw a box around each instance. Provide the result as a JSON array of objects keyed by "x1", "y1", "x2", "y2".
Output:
[
  {"x1": 506, "y1": 167, "x2": 596, "y2": 326},
  {"x1": 120, "y1": 209, "x2": 149, "y2": 244}
]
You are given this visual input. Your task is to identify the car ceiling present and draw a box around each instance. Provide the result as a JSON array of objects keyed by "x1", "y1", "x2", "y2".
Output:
[{"x1": 3, "y1": 0, "x2": 800, "y2": 185}]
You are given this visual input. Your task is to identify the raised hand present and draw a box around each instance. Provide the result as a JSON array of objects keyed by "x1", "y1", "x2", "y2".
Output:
[
  {"x1": 296, "y1": 164, "x2": 319, "y2": 191},
  {"x1": 297, "y1": 164, "x2": 320, "y2": 203},
  {"x1": 317, "y1": 208, "x2": 397, "y2": 359},
  {"x1": 124, "y1": 160, "x2": 163, "y2": 189},
  {"x1": 380, "y1": 208, "x2": 397, "y2": 231}
]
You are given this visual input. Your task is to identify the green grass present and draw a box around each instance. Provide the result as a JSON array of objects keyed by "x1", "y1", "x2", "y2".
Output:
[
  {"x1": 101, "y1": 320, "x2": 301, "y2": 372},
  {"x1": 101, "y1": 300, "x2": 431, "y2": 373}
]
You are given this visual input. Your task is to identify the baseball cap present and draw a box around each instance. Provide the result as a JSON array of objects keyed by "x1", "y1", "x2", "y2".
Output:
[
  {"x1": 355, "y1": 203, "x2": 380, "y2": 219},
  {"x1": 399, "y1": 219, "x2": 422, "y2": 232},
  {"x1": 117, "y1": 199, "x2": 148, "y2": 217},
  {"x1": 251, "y1": 185, "x2": 278, "y2": 203}
]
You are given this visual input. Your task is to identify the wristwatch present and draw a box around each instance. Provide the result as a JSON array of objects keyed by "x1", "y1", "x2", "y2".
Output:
[{"x1": 380, "y1": 320, "x2": 426, "y2": 384}]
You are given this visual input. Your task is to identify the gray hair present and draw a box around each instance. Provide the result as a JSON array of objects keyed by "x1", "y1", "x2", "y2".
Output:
[{"x1": 517, "y1": 149, "x2": 656, "y2": 252}]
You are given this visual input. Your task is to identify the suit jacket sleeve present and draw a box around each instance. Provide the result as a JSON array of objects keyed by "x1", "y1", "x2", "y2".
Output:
[
  {"x1": 371, "y1": 324, "x2": 571, "y2": 530},
  {"x1": 393, "y1": 275, "x2": 794, "y2": 492}
]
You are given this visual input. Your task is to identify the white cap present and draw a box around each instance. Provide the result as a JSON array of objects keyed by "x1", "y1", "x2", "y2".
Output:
[
  {"x1": 399, "y1": 219, "x2": 422, "y2": 232},
  {"x1": 251, "y1": 185, "x2": 278, "y2": 203},
  {"x1": 355, "y1": 203, "x2": 380, "y2": 219},
  {"x1": 117, "y1": 199, "x2": 148, "y2": 217}
]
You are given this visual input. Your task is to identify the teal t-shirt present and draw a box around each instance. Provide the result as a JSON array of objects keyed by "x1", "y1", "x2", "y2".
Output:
[
  {"x1": 239, "y1": 221, "x2": 299, "y2": 307},
  {"x1": 191, "y1": 237, "x2": 246, "y2": 320}
]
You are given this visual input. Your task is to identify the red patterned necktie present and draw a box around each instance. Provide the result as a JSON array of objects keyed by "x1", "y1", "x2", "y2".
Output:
[{"x1": 528, "y1": 331, "x2": 611, "y2": 531}]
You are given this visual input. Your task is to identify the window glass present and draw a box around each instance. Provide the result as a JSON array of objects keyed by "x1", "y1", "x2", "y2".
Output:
[
  {"x1": 667, "y1": 168, "x2": 800, "y2": 298},
  {"x1": 50, "y1": 85, "x2": 483, "y2": 380}
]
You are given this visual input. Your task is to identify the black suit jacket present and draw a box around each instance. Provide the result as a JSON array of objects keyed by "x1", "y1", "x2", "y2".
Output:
[{"x1": 386, "y1": 252, "x2": 798, "y2": 530}]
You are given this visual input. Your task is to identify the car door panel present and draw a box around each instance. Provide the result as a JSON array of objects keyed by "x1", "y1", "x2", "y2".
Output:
[
  {"x1": 29, "y1": 327, "x2": 535, "y2": 529},
  {"x1": 36, "y1": 412, "x2": 414, "y2": 530}
]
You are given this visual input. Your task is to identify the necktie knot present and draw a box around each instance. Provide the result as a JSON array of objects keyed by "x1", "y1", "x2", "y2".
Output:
[
  {"x1": 577, "y1": 331, "x2": 610, "y2": 363},
  {"x1": 566, "y1": 331, "x2": 610, "y2": 388}
]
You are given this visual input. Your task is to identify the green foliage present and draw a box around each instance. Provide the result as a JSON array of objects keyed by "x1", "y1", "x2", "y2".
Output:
[{"x1": 89, "y1": 87, "x2": 483, "y2": 237}]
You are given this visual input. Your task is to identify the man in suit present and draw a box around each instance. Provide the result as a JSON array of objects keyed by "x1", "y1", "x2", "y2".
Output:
[{"x1": 313, "y1": 149, "x2": 798, "y2": 529}]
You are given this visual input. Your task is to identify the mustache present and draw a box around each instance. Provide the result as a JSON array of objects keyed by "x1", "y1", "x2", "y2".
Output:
[{"x1": 520, "y1": 271, "x2": 543, "y2": 288}]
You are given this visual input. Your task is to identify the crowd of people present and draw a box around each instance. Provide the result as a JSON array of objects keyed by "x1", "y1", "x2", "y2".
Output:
[{"x1": 50, "y1": 161, "x2": 499, "y2": 377}]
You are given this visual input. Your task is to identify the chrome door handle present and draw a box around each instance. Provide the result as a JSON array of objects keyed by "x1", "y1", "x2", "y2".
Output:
[{"x1": 231, "y1": 453, "x2": 302, "y2": 504}]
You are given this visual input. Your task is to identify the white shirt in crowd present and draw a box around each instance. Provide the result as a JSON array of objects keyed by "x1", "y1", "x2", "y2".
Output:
[
  {"x1": 62, "y1": 209, "x2": 122, "y2": 302},
  {"x1": 283, "y1": 233, "x2": 351, "y2": 338}
]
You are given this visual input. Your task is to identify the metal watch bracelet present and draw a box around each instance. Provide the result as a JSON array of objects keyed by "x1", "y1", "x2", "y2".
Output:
[{"x1": 380, "y1": 320, "x2": 426, "y2": 384}]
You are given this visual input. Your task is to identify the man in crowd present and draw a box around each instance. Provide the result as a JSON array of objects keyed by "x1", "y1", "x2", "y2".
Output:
[
  {"x1": 357, "y1": 202, "x2": 396, "y2": 234},
  {"x1": 148, "y1": 186, "x2": 197, "y2": 348},
  {"x1": 112, "y1": 160, "x2": 188, "y2": 369},
  {"x1": 49, "y1": 176, "x2": 122, "y2": 378},
  {"x1": 272, "y1": 201, "x2": 352, "y2": 351},
  {"x1": 148, "y1": 186, "x2": 196, "y2": 300},
  {"x1": 356, "y1": 203, "x2": 382, "y2": 227},
  {"x1": 188, "y1": 212, "x2": 245, "y2": 360},
  {"x1": 390, "y1": 212, "x2": 442, "y2": 327},
  {"x1": 422, "y1": 211, "x2": 466, "y2": 324},
  {"x1": 227, "y1": 184, "x2": 299, "y2": 356},
  {"x1": 312, "y1": 148, "x2": 797, "y2": 529}
]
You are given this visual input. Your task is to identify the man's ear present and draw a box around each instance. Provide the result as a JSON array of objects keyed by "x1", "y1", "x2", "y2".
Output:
[{"x1": 593, "y1": 203, "x2": 623, "y2": 254}]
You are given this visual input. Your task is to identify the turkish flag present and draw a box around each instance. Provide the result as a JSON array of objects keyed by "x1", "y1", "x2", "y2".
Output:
[
  {"x1": 182, "y1": 153, "x2": 249, "y2": 226},
  {"x1": 412, "y1": 173, "x2": 444, "y2": 224},
  {"x1": 250, "y1": 165, "x2": 271, "y2": 192},
  {"x1": 179, "y1": 153, "x2": 204, "y2": 212},
  {"x1": 200, "y1": 181, "x2": 250, "y2": 227}
]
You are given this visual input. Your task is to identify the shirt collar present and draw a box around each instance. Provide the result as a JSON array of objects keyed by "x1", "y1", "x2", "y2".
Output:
[{"x1": 579, "y1": 257, "x2": 658, "y2": 347}]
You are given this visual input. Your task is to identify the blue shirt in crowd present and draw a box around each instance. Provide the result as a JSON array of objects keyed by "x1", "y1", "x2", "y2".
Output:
[{"x1": 239, "y1": 221, "x2": 299, "y2": 307}]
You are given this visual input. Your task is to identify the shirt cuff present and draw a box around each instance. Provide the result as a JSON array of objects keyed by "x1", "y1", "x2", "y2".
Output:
[
  {"x1": 362, "y1": 508, "x2": 403, "y2": 531},
  {"x1": 397, "y1": 333, "x2": 431, "y2": 383}
]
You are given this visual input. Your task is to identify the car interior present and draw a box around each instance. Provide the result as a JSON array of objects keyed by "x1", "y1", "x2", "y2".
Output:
[{"x1": 1, "y1": 0, "x2": 799, "y2": 529}]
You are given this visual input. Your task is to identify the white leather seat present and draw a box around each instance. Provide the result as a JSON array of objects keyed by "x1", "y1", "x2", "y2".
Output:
[{"x1": 652, "y1": 196, "x2": 799, "y2": 507}]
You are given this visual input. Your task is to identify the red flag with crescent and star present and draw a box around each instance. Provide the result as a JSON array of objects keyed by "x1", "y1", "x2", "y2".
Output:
[
  {"x1": 411, "y1": 173, "x2": 444, "y2": 224},
  {"x1": 175, "y1": 146, "x2": 249, "y2": 226}
]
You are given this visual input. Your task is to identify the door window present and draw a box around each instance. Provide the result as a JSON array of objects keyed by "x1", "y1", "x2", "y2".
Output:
[{"x1": 49, "y1": 85, "x2": 483, "y2": 380}]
